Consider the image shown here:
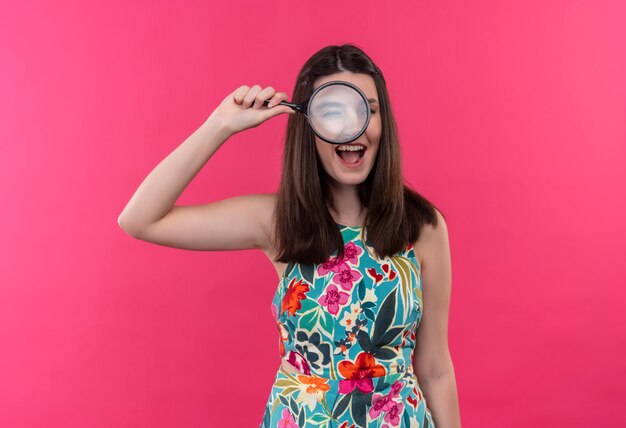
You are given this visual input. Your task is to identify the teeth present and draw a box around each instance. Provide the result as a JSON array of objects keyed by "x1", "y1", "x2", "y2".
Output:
[{"x1": 336, "y1": 145, "x2": 365, "y2": 151}]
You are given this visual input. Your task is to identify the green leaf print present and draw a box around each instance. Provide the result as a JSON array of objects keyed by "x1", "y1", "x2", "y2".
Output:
[
  {"x1": 320, "y1": 310, "x2": 334, "y2": 334},
  {"x1": 356, "y1": 329, "x2": 373, "y2": 353},
  {"x1": 357, "y1": 279, "x2": 366, "y2": 300},
  {"x1": 372, "y1": 346, "x2": 397, "y2": 360},
  {"x1": 282, "y1": 386, "x2": 300, "y2": 395},
  {"x1": 403, "y1": 407, "x2": 411, "y2": 426},
  {"x1": 375, "y1": 376, "x2": 390, "y2": 392},
  {"x1": 300, "y1": 307, "x2": 319, "y2": 331},
  {"x1": 372, "y1": 291, "x2": 396, "y2": 345},
  {"x1": 300, "y1": 262, "x2": 315, "y2": 286},
  {"x1": 310, "y1": 412, "x2": 331, "y2": 425},
  {"x1": 343, "y1": 228, "x2": 361, "y2": 242},
  {"x1": 289, "y1": 396, "x2": 298, "y2": 418},
  {"x1": 297, "y1": 408, "x2": 305, "y2": 426},
  {"x1": 375, "y1": 326, "x2": 404, "y2": 347},
  {"x1": 275, "y1": 378, "x2": 299, "y2": 388},
  {"x1": 284, "y1": 260, "x2": 295, "y2": 278},
  {"x1": 389, "y1": 254, "x2": 420, "y2": 322},
  {"x1": 361, "y1": 301, "x2": 375, "y2": 309},
  {"x1": 332, "y1": 393, "x2": 351, "y2": 419},
  {"x1": 351, "y1": 390, "x2": 371, "y2": 427}
]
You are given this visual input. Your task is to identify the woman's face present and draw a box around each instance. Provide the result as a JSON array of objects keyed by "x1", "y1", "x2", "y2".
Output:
[{"x1": 312, "y1": 72, "x2": 382, "y2": 188}]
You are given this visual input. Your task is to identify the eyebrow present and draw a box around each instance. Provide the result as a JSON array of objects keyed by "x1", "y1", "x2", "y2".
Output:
[{"x1": 368, "y1": 98, "x2": 379, "y2": 104}]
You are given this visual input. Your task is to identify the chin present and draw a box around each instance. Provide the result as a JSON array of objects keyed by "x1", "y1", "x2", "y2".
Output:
[{"x1": 330, "y1": 170, "x2": 371, "y2": 185}]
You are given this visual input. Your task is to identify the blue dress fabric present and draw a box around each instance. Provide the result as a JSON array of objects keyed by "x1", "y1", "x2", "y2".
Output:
[{"x1": 261, "y1": 223, "x2": 436, "y2": 428}]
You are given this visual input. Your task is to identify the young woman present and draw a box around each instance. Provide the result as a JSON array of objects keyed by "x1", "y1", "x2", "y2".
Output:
[{"x1": 118, "y1": 44, "x2": 461, "y2": 428}]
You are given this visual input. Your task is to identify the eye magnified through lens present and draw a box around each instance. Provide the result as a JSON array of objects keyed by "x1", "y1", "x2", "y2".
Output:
[{"x1": 263, "y1": 80, "x2": 372, "y2": 144}]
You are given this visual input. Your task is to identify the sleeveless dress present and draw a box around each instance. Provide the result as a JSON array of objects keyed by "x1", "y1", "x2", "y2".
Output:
[{"x1": 260, "y1": 223, "x2": 436, "y2": 428}]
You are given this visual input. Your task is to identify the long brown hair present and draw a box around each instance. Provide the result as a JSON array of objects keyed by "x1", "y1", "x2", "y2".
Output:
[{"x1": 271, "y1": 43, "x2": 443, "y2": 265}]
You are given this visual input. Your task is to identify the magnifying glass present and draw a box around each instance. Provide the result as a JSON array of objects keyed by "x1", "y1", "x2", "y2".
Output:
[{"x1": 263, "y1": 80, "x2": 371, "y2": 145}]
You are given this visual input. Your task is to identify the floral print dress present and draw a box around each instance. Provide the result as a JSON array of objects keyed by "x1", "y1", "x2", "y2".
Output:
[{"x1": 260, "y1": 223, "x2": 436, "y2": 428}]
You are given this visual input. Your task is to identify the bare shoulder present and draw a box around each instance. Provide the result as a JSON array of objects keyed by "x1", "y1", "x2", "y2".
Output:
[{"x1": 412, "y1": 208, "x2": 449, "y2": 268}]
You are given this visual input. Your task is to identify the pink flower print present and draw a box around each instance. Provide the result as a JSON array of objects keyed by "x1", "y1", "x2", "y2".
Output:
[
  {"x1": 337, "y1": 352, "x2": 385, "y2": 394},
  {"x1": 389, "y1": 380, "x2": 404, "y2": 398},
  {"x1": 286, "y1": 350, "x2": 311, "y2": 375},
  {"x1": 338, "y1": 378, "x2": 375, "y2": 394},
  {"x1": 318, "y1": 284, "x2": 350, "y2": 315},
  {"x1": 317, "y1": 255, "x2": 348, "y2": 276},
  {"x1": 343, "y1": 241, "x2": 363, "y2": 263},
  {"x1": 332, "y1": 264, "x2": 363, "y2": 291},
  {"x1": 369, "y1": 392, "x2": 393, "y2": 419},
  {"x1": 278, "y1": 408, "x2": 298, "y2": 428},
  {"x1": 383, "y1": 402, "x2": 404, "y2": 426}
]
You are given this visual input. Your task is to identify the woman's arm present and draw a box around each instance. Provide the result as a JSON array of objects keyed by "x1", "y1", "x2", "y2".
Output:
[
  {"x1": 117, "y1": 85, "x2": 294, "y2": 251},
  {"x1": 117, "y1": 114, "x2": 231, "y2": 235},
  {"x1": 412, "y1": 209, "x2": 462, "y2": 427}
]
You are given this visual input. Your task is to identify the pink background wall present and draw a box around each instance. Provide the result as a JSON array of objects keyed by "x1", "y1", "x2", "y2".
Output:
[{"x1": 1, "y1": 0, "x2": 625, "y2": 427}]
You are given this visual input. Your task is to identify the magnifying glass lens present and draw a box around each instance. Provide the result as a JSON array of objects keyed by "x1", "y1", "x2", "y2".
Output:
[{"x1": 308, "y1": 83, "x2": 369, "y2": 144}]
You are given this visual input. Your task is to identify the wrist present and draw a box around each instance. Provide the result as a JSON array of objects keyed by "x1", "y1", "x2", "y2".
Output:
[{"x1": 203, "y1": 113, "x2": 233, "y2": 141}]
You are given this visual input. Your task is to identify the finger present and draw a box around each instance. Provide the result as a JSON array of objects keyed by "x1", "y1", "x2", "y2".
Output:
[
  {"x1": 263, "y1": 104, "x2": 296, "y2": 120},
  {"x1": 253, "y1": 86, "x2": 275, "y2": 109},
  {"x1": 266, "y1": 91, "x2": 289, "y2": 108},
  {"x1": 242, "y1": 84, "x2": 262, "y2": 108},
  {"x1": 233, "y1": 85, "x2": 250, "y2": 105}
]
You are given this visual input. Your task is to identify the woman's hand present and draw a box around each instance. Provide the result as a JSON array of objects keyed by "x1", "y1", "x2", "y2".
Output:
[{"x1": 208, "y1": 84, "x2": 295, "y2": 137}]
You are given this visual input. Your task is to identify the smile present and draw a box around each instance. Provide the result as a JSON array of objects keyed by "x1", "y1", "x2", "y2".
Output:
[{"x1": 335, "y1": 144, "x2": 366, "y2": 167}]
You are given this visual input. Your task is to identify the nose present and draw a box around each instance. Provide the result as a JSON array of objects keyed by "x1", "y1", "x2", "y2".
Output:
[{"x1": 340, "y1": 126, "x2": 362, "y2": 140}]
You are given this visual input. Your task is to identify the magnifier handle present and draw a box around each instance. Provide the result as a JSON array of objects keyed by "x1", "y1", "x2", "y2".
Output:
[{"x1": 263, "y1": 99, "x2": 305, "y2": 113}]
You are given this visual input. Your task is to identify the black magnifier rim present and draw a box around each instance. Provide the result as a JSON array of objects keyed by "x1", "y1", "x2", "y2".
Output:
[{"x1": 306, "y1": 80, "x2": 372, "y2": 145}]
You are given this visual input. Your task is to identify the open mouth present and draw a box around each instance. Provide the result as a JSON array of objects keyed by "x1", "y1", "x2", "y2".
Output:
[{"x1": 335, "y1": 144, "x2": 366, "y2": 164}]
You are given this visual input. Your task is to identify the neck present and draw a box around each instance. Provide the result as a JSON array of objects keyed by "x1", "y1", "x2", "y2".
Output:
[{"x1": 328, "y1": 183, "x2": 365, "y2": 225}]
